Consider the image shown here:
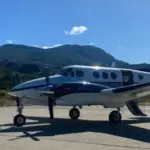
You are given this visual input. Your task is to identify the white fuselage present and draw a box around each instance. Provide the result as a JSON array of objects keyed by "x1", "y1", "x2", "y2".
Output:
[{"x1": 9, "y1": 65, "x2": 150, "y2": 107}]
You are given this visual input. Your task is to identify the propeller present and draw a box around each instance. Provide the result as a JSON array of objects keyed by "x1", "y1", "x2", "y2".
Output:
[
  {"x1": 43, "y1": 64, "x2": 55, "y2": 120},
  {"x1": 48, "y1": 95, "x2": 55, "y2": 120},
  {"x1": 11, "y1": 69, "x2": 23, "y2": 113},
  {"x1": 44, "y1": 64, "x2": 49, "y2": 85}
]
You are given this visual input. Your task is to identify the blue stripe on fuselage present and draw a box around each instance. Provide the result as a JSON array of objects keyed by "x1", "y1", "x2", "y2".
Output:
[
  {"x1": 11, "y1": 81, "x2": 137, "y2": 92},
  {"x1": 49, "y1": 82, "x2": 109, "y2": 98}
]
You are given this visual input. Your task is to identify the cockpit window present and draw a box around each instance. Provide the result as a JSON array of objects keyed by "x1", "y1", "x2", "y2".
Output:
[
  {"x1": 59, "y1": 68, "x2": 73, "y2": 76},
  {"x1": 70, "y1": 71, "x2": 75, "y2": 77}
]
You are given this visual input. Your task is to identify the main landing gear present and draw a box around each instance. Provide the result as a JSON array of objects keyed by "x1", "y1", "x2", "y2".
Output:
[
  {"x1": 68, "y1": 107, "x2": 122, "y2": 124},
  {"x1": 13, "y1": 98, "x2": 26, "y2": 127},
  {"x1": 109, "y1": 109, "x2": 122, "y2": 124},
  {"x1": 69, "y1": 107, "x2": 80, "y2": 120}
]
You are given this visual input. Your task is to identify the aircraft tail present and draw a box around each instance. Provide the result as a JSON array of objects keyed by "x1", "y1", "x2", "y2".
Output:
[{"x1": 125, "y1": 100, "x2": 147, "y2": 116}]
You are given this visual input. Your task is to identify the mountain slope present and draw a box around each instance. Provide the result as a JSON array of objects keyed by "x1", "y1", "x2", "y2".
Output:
[
  {"x1": 0, "y1": 44, "x2": 130, "y2": 68},
  {"x1": 0, "y1": 43, "x2": 150, "y2": 74}
]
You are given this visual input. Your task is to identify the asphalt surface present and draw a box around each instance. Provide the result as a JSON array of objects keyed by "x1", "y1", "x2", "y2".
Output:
[{"x1": 0, "y1": 106, "x2": 149, "y2": 150}]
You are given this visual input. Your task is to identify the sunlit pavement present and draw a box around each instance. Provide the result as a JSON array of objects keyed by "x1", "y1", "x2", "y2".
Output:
[{"x1": 0, "y1": 106, "x2": 149, "y2": 150}]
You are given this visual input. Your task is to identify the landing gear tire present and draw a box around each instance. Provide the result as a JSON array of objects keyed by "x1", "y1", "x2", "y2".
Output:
[
  {"x1": 109, "y1": 110, "x2": 122, "y2": 124},
  {"x1": 69, "y1": 108, "x2": 80, "y2": 120},
  {"x1": 13, "y1": 114, "x2": 26, "y2": 127}
]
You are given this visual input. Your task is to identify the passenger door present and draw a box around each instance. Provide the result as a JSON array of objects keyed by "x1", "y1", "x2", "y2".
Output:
[{"x1": 121, "y1": 70, "x2": 133, "y2": 86}]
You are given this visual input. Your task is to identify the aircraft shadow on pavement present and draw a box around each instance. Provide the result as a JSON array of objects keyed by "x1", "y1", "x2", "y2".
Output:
[{"x1": 0, "y1": 116, "x2": 150, "y2": 143}]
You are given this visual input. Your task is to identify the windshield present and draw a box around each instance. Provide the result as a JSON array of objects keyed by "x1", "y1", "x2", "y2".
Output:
[{"x1": 57, "y1": 67, "x2": 73, "y2": 76}]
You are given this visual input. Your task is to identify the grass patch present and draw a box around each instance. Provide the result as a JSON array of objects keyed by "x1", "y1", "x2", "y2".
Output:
[{"x1": 0, "y1": 90, "x2": 15, "y2": 106}]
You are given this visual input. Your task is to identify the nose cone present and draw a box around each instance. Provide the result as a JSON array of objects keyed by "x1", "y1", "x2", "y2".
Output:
[
  {"x1": 8, "y1": 83, "x2": 24, "y2": 97},
  {"x1": 8, "y1": 74, "x2": 65, "y2": 97}
]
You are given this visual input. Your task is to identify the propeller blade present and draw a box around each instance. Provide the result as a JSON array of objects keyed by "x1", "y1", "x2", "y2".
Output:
[
  {"x1": 12, "y1": 70, "x2": 20, "y2": 87},
  {"x1": 44, "y1": 64, "x2": 49, "y2": 85},
  {"x1": 48, "y1": 96, "x2": 54, "y2": 120}
]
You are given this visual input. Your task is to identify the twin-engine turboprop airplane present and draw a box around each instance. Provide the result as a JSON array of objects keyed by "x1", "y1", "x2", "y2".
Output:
[{"x1": 8, "y1": 65, "x2": 150, "y2": 126}]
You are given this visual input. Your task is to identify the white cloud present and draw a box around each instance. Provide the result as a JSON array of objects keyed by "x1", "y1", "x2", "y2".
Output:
[
  {"x1": 33, "y1": 45, "x2": 40, "y2": 47},
  {"x1": 34, "y1": 44, "x2": 62, "y2": 49},
  {"x1": 5, "y1": 40, "x2": 13, "y2": 44},
  {"x1": 89, "y1": 42, "x2": 95, "y2": 46},
  {"x1": 64, "y1": 26, "x2": 88, "y2": 35},
  {"x1": 42, "y1": 46, "x2": 50, "y2": 49},
  {"x1": 42, "y1": 44, "x2": 62, "y2": 49}
]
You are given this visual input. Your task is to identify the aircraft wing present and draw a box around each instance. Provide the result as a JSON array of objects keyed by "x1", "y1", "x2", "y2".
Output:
[
  {"x1": 100, "y1": 82, "x2": 150, "y2": 101},
  {"x1": 37, "y1": 82, "x2": 150, "y2": 116},
  {"x1": 101, "y1": 82, "x2": 150, "y2": 116}
]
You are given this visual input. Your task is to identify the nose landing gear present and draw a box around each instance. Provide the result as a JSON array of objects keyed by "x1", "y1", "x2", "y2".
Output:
[
  {"x1": 14, "y1": 114, "x2": 26, "y2": 127},
  {"x1": 13, "y1": 98, "x2": 26, "y2": 127}
]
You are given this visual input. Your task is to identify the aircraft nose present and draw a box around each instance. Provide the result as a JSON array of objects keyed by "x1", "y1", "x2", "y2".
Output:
[
  {"x1": 8, "y1": 84, "x2": 22, "y2": 97},
  {"x1": 12, "y1": 84, "x2": 22, "y2": 92}
]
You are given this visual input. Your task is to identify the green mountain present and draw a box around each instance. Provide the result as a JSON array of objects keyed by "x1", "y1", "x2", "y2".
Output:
[{"x1": 0, "y1": 44, "x2": 149, "y2": 74}]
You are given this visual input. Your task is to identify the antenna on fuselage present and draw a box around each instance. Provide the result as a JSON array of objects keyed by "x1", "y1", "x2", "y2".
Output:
[{"x1": 111, "y1": 62, "x2": 116, "y2": 68}]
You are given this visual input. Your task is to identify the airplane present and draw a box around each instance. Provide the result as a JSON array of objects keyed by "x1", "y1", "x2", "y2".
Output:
[{"x1": 8, "y1": 65, "x2": 150, "y2": 127}]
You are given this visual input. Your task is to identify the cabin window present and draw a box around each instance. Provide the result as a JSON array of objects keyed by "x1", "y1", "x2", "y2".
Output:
[
  {"x1": 93, "y1": 71, "x2": 100, "y2": 78},
  {"x1": 102, "y1": 72, "x2": 108, "y2": 79},
  {"x1": 75, "y1": 70, "x2": 84, "y2": 77},
  {"x1": 110, "y1": 72, "x2": 117, "y2": 80},
  {"x1": 138, "y1": 74, "x2": 143, "y2": 80}
]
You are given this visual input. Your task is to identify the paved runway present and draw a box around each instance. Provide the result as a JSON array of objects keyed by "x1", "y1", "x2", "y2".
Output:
[{"x1": 0, "y1": 106, "x2": 149, "y2": 150}]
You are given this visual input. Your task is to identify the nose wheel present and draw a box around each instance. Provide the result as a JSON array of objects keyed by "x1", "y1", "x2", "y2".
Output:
[
  {"x1": 109, "y1": 110, "x2": 122, "y2": 124},
  {"x1": 69, "y1": 108, "x2": 80, "y2": 120},
  {"x1": 14, "y1": 114, "x2": 26, "y2": 126}
]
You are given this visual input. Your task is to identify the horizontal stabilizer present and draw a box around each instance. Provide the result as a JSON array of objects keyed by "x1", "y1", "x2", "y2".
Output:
[{"x1": 125, "y1": 100, "x2": 147, "y2": 116}]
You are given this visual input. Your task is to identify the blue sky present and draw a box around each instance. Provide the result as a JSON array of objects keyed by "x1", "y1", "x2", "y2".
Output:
[{"x1": 0, "y1": 0, "x2": 150, "y2": 64}]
